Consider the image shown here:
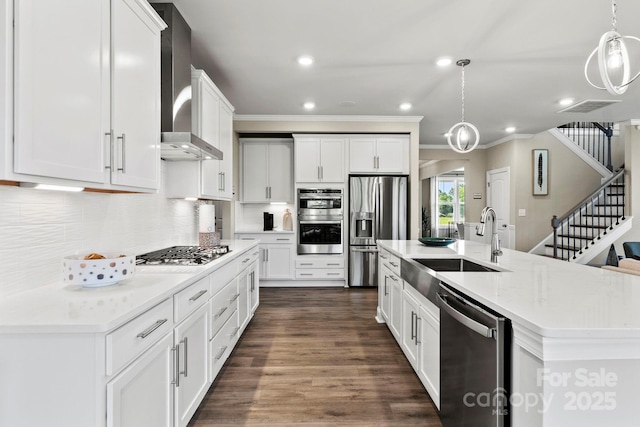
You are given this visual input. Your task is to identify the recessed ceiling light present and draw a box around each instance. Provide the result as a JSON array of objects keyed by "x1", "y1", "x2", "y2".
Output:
[
  {"x1": 505, "y1": 126, "x2": 516, "y2": 133},
  {"x1": 303, "y1": 101, "x2": 315, "y2": 110},
  {"x1": 297, "y1": 55, "x2": 314, "y2": 66},
  {"x1": 559, "y1": 98, "x2": 575, "y2": 106},
  {"x1": 436, "y1": 57, "x2": 452, "y2": 67},
  {"x1": 399, "y1": 102, "x2": 412, "y2": 111}
]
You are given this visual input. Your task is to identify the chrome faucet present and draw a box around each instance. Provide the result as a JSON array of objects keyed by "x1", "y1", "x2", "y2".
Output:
[{"x1": 476, "y1": 207, "x2": 503, "y2": 263}]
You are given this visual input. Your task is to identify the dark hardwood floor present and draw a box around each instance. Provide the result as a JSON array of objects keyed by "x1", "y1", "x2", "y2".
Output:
[{"x1": 188, "y1": 287, "x2": 442, "y2": 427}]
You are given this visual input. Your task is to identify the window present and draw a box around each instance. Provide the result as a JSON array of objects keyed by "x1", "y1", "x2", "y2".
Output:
[{"x1": 436, "y1": 174, "x2": 465, "y2": 232}]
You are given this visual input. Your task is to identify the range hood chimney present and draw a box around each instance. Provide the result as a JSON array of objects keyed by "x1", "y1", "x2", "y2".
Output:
[{"x1": 151, "y1": 3, "x2": 223, "y2": 161}]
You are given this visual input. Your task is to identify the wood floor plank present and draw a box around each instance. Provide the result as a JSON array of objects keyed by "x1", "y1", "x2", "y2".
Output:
[{"x1": 188, "y1": 287, "x2": 442, "y2": 427}]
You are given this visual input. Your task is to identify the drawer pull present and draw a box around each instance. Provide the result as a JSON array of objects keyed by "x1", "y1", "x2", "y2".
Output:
[
  {"x1": 136, "y1": 318, "x2": 168, "y2": 339},
  {"x1": 389, "y1": 261, "x2": 399, "y2": 267},
  {"x1": 230, "y1": 327, "x2": 240, "y2": 337},
  {"x1": 215, "y1": 346, "x2": 228, "y2": 360},
  {"x1": 229, "y1": 293, "x2": 240, "y2": 302},
  {"x1": 389, "y1": 275, "x2": 399, "y2": 282},
  {"x1": 189, "y1": 289, "x2": 208, "y2": 302},
  {"x1": 214, "y1": 306, "x2": 228, "y2": 319},
  {"x1": 242, "y1": 257, "x2": 250, "y2": 263},
  {"x1": 300, "y1": 263, "x2": 313, "y2": 266},
  {"x1": 327, "y1": 263, "x2": 341, "y2": 266},
  {"x1": 276, "y1": 238, "x2": 290, "y2": 241},
  {"x1": 299, "y1": 273, "x2": 313, "y2": 276},
  {"x1": 327, "y1": 272, "x2": 341, "y2": 276}
]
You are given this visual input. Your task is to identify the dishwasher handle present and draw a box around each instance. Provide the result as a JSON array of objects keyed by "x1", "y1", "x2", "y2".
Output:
[{"x1": 437, "y1": 293, "x2": 495, "y2": 339}]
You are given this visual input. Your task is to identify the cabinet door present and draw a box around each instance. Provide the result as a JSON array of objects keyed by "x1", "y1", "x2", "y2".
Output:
[
  {"x1": 249, "y1": 265, "x2": 259, "y2": 314},
  {"x1": 319, "y1": 138, "x2": 345, "y2": 182},
  {"x1": 264, "y1": 244, "x2": 293, "y2": 279},
  {"x1": 218, "y1": 102, "x2": 234, "y2": 199},
  {"x1": 401, "y1": 290, "x2": 419, "y2": 369},
  {"x1": 389, "y1": 274, "x2": 403, "y2": 339},
  {"x1": 13, "y1": 0, "x2": 108, "y2": 183},
  {"x1": 174, "y1": 303, "x2": 210, "y2": 427},
  {"x1": 379, "y1": 264, "x2": 391, "y2": 321},
  {"x1": 237, "y1": 266, "x2": 250, "y2": 331},
  {"x1": 107, "y1": 333, "x2": 174, "y2": 427},
  {"x1": 418, "y1": 305, "x2": 440, "y2": 409},
  {"x1": 376, "y1": 137, "x2": 409, "y2": 173},
  {"x1": 295, "y1": 138, "x2": 321, "y2": 183},
  {"x1": 268, "y1": 142, "x2": 294, "y2": 202},
  {"x1": 242, "y1": 142, "x2": 269, "y2": 202},
  {"x1": 110, "y1": 0, "x2": 161, "y2": 190},
  {"x1": 349, "y1": 138, "x2": 376, "y2": 173}
]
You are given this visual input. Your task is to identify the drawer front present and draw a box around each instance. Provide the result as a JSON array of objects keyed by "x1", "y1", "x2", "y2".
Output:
[
  {"x1": 210, "y1": 279, "x2": 239, "y2": 339},
  {"x1": 296, "y1": 258, "x2": 344, "y2": 269},
  {"x1": 210, "y1": 309, "x2": 239, "y2": 382},
  {"x1": 211, "y1": 259, "x2": 238, "y2": 295},
  {"x1": 106, "y1": 298, "x2": 173, "y2": 376},
  {"x1": 174, "y1": 276, "x2": 212, "y2": 323},
  {"x1": 238, "y1": 249, "x2": 259, "y2": 272},
  {"x1": 295, "y1": 269, "x2": 345, "y2": 279},
  {"x1": 237, "y1": 233, "x2": 294, "y2": 245}
]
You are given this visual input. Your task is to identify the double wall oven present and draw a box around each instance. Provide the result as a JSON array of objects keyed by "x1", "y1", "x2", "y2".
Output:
[{"x1": 297, "y1": 188, "x2": 343, "y2": 255}]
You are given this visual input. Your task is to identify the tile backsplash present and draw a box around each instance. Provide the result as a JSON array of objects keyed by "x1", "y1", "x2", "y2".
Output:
[{"x1": 0, "y1": 173, "x2": 198, "y2": 297}]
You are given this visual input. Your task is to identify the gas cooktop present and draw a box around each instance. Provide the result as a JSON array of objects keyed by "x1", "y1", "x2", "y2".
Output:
[{"x1": 136, "y1": 245, "x2": 231, "y2": 266}]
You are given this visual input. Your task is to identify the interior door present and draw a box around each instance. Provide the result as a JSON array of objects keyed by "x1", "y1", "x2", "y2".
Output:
[{"x1": 487, "y1": 168, "x2": 510, "y2": 249}]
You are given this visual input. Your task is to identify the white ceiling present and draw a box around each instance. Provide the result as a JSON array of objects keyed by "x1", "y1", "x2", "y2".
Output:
[{"x1": 157, "y1": 0, "x2": 640, "y2": 146}]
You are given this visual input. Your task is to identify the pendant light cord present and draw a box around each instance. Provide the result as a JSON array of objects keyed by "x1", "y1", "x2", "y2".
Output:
[
  {"x1": 611, "y1": 0, "x2": 617, "y2": 32},
  {"x1": 460, "y1": 64, "x2": 466, "y2": 123}
]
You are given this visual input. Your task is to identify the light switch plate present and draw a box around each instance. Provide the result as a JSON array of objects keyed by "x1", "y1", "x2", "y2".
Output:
[{"x1": 518, "y1": 209, "x2": 526, "y2": 217}]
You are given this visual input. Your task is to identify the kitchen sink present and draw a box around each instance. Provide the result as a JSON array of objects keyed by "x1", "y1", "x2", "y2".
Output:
[
  {"x1": 400, "y1": 257, "x2": 502, "y2": 306},
  {"x1": 412, "y1": 258, "x2": 500, "y2": 272}
]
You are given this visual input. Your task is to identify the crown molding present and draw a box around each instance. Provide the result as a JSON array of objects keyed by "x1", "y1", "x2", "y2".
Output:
[{"x1": 234, "y1": 114, "x2": 423, "y2": 123}]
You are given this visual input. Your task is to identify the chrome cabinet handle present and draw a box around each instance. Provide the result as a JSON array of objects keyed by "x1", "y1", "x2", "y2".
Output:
[
  {"x1": 117, "y1": 134, "x2": 126, "y2": 172},
  {"x1": 384, "y1": 276, "x2": 388, "y2": 296},
  {"x1": 265, "y1": 249, "x2": 269, "y2": 262},
  {"x1": 299, "y1": 273, "x2": 313, "y2": 276},
  {"x1": 242, "y1": 257, "x2": 250, "y2": 264},
  {"x1": 174, "y1": 343, "x2": 180, "y2": 387},
  {"x1": 415, "y1": 316, "x2": 421, "y2": 345},
  {"x1": 136, "y1": 318, "x2": 168, "y2": 339},
  {"x1": 181, "y1": 337, "x2": 188, "y2": 378},
  {"x1": 327, "y1": 263, "x2": 340, "y2": 266},
  {"x1": 189, "y1": 289, "x2": 207, "y2": 301},
  {"x1": 389, "y1": 261, "x2": 398, "y2": 267},
  {"x1": 327, "y1": 272, "x2": 341, "y2": 276},
  {"x1": 276, "y1": 238, "x2": 290, "y2": 241},
  {"x1": 266, "y1": 186, "x2": 269, "y2": 199},
  {"x1": 300, "y1": 262, "x2": 313, "y2": 266},
  {"x1": 320, "y1": 166, "x2": 323, "y2": 180},
  {"x1": 317, "y1": 166, "x2": 321, "y2": 180},
  {"x1": 104, "y1": 130, "x2": 113, "y2": 170},
  {"x1": 229, "y1": 293, "x2": 240, "y2": 302},
  {"x1": 410, "y1": 311, "x2": 416, "y2": 341},
  {"x1": 230, "y1": 327, "x2": 240, "y2": 337},
  {"x1": 389, "y1": 275, "x2": 398, "y2": 282},
  {"x1": 215, "y1": 346, "x2": 228, "y2": 361},
  {"x1": 214, "y1": 306, "x2": 228, "y2": 319}
]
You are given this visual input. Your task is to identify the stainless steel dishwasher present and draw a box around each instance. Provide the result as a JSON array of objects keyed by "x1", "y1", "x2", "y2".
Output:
[{"x1": 438, "y1": 283, "x2": 511, "y2": 427}]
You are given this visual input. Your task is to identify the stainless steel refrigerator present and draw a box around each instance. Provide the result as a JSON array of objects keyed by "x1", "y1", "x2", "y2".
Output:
[{"x1": 349, "y1": 175, "x2": 408, "y2": 287}]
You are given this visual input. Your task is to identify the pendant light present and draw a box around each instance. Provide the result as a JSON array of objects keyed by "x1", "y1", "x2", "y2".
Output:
[
  {"x1": 584, "y1": 0, "x2": 640, "y2": 95},
  {"x1": 447, "y1": 59, "x2": 480, "y2": 153}
]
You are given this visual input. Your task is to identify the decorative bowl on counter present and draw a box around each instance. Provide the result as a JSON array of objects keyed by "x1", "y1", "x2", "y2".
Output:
[
  {"x1": 417, "y1": 237, "x2": 456, "y2": 247},
  {"x1": 63, "y1": 252, "x2": 135, "y2": 288}
]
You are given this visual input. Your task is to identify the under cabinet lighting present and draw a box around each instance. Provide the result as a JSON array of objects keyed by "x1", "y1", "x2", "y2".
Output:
[
  {"x1": 270, "y1": 202, "x2": 287, "y2": 205},
  {"x1": 185, "y1": 197, "x2": 198, "y2": 201},
  {"x1": 20, "y1": 183, "x2": 84, "y2": 192}
]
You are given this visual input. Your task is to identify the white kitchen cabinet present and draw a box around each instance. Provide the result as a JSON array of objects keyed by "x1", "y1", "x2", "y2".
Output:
[
  {"x1": 165, "y1": 69, "x2": 235, "y2": 200},
  {"x1": 236, "y1": 233, "x2": 294, "y2": 281},
  {"x1": 294, "y1": 135, "x2": 345, "y2": 183},
  {"x1": 173, "y1": 302, "x2": 210, "y2": 427},
  {"x1": 249, "y1": 261, "x2": 259, "y2": 314},
  {"x1": 107, "y1": 333, "x2": 174, "y2": 427},
  {"x1": 12, "y1": 0, "x2": 165, "y2": 191},
  {"x1": 241, "y1": 138, "x2": 293, "y2": 203},
  {"x1": 378, "y1": 249, "x2": 403, "y2": 340},
  {"x1": 295, "y1": 256, "x2": 345, "y2": 280},
  {"x1": 418, "y1": 303, "x2": 440, "y2": 409},
  {"x1": 401, "y1": 288, "x2": 420, "y2": 369},
  {"x1": 349, "y1": 136, "x2": 409, "y2": 174},
  {"x1": 388, "y1": 272, "x2": 403, "y2": 340},
  {"x1": 378, "y1": 262, "x2": 392, "y2": 321}
]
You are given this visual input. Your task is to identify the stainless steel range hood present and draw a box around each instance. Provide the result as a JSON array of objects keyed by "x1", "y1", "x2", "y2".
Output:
[{"x1": 151, "y1": 3, "x2": 223, "y2": 161}]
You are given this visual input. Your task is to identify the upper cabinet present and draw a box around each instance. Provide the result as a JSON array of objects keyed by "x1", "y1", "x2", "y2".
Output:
[
  {"x1": 240, "y1": 138, "x2": 293, "y2": 203},
  {"x1": 294, "y1": 135, "x2": 345, "y2": 183},
  {"x1": 349, "y1": 136, "x2": 410, "y2": 174},
  {"x1": 10, "y1": 0, "x2": 166, "y2": 191},
  {"x1": 165, "y1": 68, "x2": 235, "y2": 200}
]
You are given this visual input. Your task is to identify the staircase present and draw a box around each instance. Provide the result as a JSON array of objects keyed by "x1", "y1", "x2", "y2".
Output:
[{"x1": 529, "y1": 122, "x2": 631, "y2": 263}]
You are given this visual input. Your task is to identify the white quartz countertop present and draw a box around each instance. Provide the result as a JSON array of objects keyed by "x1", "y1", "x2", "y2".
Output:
[
  {"x1": 0, "y1": 240, "x2": 258, "y2": 334},
  {"x1": 379, "y1": 240, "x2": 640, "y2": 340}
]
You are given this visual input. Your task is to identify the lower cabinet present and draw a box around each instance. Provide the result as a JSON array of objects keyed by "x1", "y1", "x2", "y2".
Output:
[
  {"x1": 377, "y1": 250, "x2": 440, "y2": 409},
  {"x1": 236, "y1": 233, "x2": 294, "y2": 281},
  {"x1": 107, "y1": 333, "x2": 175, "y2": 427},
  {"x1": 174, "y1": 303, "x2": 210, "y2": 427}
]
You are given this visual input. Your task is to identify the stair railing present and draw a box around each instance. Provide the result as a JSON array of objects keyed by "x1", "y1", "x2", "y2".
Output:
[
  {"x1": 558, "y1": 122, "x2": 614, "y2": 171},
  {"x1": 551, "y1": 169, "x2": 625, "y2": 260}
]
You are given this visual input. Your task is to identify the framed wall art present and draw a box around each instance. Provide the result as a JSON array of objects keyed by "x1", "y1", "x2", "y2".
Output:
[{"x1": 533, "y1": 149, "x2": 548, "y2": 195}]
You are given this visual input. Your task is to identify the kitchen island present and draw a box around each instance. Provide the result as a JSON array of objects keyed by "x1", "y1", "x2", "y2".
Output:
[
  {"x1": 378, "y1": 239, "x2": 640, "y2": 427},
  {"x1": 0, "y1": 240, "x2": 259, "y2": 427}
]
